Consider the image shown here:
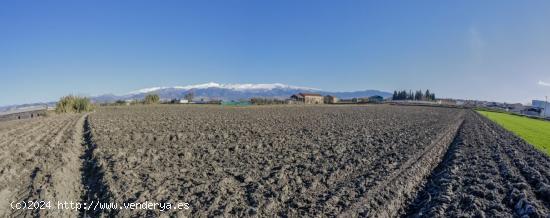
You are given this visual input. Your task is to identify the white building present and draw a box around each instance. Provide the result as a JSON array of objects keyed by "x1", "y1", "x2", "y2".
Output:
[{"x1": 532, "y1": 100, "x2": 550, "y2": 117}]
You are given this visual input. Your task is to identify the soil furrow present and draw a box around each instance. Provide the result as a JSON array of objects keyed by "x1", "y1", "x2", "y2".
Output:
[
  {"x1": 80, "y1": 115, "x2": 115, "y2": 218},
  {"x1": 2, "y1": 118, "x2": 65, "y2": 217},
  {"x1": 479, "y1": 116, "x2": 550, "y2": 212},
  {"x1": 340, "y1": 115, "x2": 464, "y2": 217},
  {"x1": 0, "y1": 120, "x2": 45, "y2": 145},
  {"x1": 405, "y1": 111, "x2": 550, "y2": 217},
  {"x1": 0, "y1": 114, "x2": 83, "y2": 217},
  {"x1": 15, "y1": 115, "x2": 82, "y2": 218}
]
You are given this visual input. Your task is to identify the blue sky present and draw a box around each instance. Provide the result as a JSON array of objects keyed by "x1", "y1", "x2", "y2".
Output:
[{"x1": 1, "y1": 0, "x2": 550, "y2": 106}]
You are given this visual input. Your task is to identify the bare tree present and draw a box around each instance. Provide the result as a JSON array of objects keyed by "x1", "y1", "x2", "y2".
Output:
[{"x1": 184, "y1": 92, "x2": 194, "y2": 102}]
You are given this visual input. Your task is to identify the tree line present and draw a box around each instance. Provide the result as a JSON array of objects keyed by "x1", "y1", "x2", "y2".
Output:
[
  {"x1": 110, "y1": 94, "x2": 161, "y2": 105},
  {"x1": 250, "y1": 98, "x2": 286, "y2": 105},
  {"x1": 392, "y1": 90, "x2": 436, "y2": 101}
]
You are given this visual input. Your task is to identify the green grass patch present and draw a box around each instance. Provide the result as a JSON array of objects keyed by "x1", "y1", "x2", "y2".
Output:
[{"x1": 477, "y1": 110, "x2": 550, "y2": 155}]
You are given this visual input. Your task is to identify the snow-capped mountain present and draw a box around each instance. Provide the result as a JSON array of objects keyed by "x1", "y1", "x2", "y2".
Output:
[
  {"x1": 0, "y1": 83, "x2": 392, "y2": 110},
  {"x1": 92, "y1": 82, "x2": 391, "y2": 103},
  {"x1": 127, "y1": 82, "x2": 320, "y2": 95}
]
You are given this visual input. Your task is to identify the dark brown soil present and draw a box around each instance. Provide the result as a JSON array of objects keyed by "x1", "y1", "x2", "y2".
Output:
[
  {"x1": 2, "y1": 105, "x2": 548, "y2": 217},
  {"x1": 406, "y1": 111, "x2": 550, "y2": 217},
  {"x1": 88, "y1": 105, "x2": 464, "y2": 217}
]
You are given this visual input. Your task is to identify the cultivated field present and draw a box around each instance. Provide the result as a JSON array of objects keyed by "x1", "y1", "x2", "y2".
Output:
[
  {"x1": 0, "y1": 114, "x2": 84, "y2": 217},
  {"x1": 1, "y1": 104, "x2": 549, "y2": 217},
  {"x1": 88, "y1": 105, "x2": 464, "y2": 217},
  {"x1": 408, "y1": 111, "x2": 550, "y2": 217}
]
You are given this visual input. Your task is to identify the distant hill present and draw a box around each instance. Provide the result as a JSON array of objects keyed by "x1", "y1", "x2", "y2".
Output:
[
  {"x1": 1, "y1": 83, "x2": 392, "y2": 111},
  {"x1": 92, "y1": 82, "x2": 392, "y2": 103},
  {"x1": 0, "y1": 102, "x2": 55, "y2": 114}
]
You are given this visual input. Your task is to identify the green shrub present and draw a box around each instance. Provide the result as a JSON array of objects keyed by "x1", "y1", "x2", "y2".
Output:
[
  {"x1": 55, "y1": 95, "x2": 94, "y2": 113},
  {"x1": 143, "y1": 94, "x2": 160, "y2": 104},
  {"x1": 114, "y1": 100, "x2": 127, "y2": 105}
]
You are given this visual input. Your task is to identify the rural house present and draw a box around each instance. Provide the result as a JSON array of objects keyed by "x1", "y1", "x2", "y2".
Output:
[
  {"x1": 324, "y1": 95, "x2": 339, "y2": 104},
  {"x1": 290, "y1": 93, "x2": 324, "y2": 104}
]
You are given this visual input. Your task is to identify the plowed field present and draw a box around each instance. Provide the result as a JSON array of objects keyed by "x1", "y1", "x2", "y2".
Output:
[
  {"x1": 87, "y1": 105, "x2": 464, "y2": 217},
  {"x1": 1, "y1": 105, "x2": 549, "y2": 217},
  {"x1": 0, "y1": 114, "x2": 84, "y2": 217}
]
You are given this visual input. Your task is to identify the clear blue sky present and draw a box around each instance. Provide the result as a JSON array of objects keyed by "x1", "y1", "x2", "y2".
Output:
[{"x1": 1, "y1": 0, "x2": 550, "y2": 106}]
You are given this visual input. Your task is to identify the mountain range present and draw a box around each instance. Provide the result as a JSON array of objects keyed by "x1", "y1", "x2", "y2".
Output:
[
  {"x1": 93, "y1": 82, "x2": 392, "y2": 103},
  {"x1": 0, "y1": 82, "x2": 391, "y2": 113}
]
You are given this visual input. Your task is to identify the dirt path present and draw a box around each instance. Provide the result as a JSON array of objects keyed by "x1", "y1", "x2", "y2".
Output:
[{"x1": 406, "y1": 111, "x2": 550, "y2": 217}]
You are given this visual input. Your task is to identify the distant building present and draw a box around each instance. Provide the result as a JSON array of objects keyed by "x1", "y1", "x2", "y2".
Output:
[
  {"x1": 355, "y1": 97, "x2": 370, "y2": 103},
  {"x1": 0, "y1": 109, "x2": 46, "y2": 122},
  {"x1": 179, "y1": 99, "x2": 189, "y2": 104},
  {"x1": 521, "y1": 107, "x2": 543, "y2": 116},
  {"x1": 505, "y1": 103, "x2": 524, "y2": 113},
  {"x1": 290, "y1": 93, "x2": 324, "y2": 104},
  {"x1": 324, "y1": 95, "x2": 339, "y2": 104},
  {"x1": 532, "y1": 100, "x2": 550, "y2": 117},
  {"x1": 124, "y1": 99, "x2": 137, "y2": 105}
]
